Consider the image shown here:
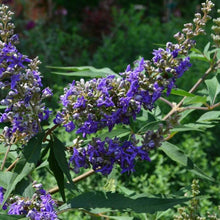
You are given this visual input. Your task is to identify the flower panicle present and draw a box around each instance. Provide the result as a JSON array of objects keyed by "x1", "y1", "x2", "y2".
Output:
[
  {"x1": 0, "y1": 182, "x2": 58, "y2": 220},
  {"x1": 69, "y1": 113, "x2": 179, "y2": 175},
  {"x1": 0, "y1": 5, "x2": 53, "y2": 145}
]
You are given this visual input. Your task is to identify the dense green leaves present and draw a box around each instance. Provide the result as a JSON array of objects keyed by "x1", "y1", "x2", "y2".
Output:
[
  {"x1": 59, "y1": 191, "x2": 190, "y2": 214},
  {"x1": 1, "y1": 132, "x2": 45, "y2": 208}
]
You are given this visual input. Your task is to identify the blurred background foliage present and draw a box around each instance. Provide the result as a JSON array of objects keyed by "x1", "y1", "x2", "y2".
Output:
[{"x1": 2, "y1": 0, "x2": 220, "y2": 219}]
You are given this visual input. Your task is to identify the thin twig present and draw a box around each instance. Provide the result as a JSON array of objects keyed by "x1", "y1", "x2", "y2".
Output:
[
  {"x1": 1, "y1": 144, "x2": 11, "y2": 170},
  {"x1": 6, "y1": 158, "x2": 19, "y2": 172},
  {"x1": 159, "y1": 97, "x2": 174, "y2": 107},
  {"x1": 179, "y1": 102, "x2": 220, "y2": 111},
  {"x1": 43, "y1": 124, "x2": 60, "y2": 142},
  {"x1": 48, "y1": 169, "x2": 95, "y2": 194}
]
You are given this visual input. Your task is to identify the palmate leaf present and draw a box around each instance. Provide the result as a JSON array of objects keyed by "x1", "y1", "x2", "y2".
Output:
[
  {"x1": 160, "y1": 142, "x2": 214, "y2": 181},
  {"x1": 47, "y1": 65, "x2": 120, "y2": 78},
  {"x1": 1, "y1": 132, "x2": 44, "y2": 208},
  {"x1": 59, "y1": 191, "x2": 190, "y2": 214}
]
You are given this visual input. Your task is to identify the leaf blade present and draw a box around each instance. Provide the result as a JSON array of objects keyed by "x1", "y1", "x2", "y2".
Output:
[
  {"x1": 205, "y1": 76, "x2": 220, "y2": 105},
  {"x1": 160, "y1": 142, "x2": 214, "y2": 181},
  {"x1": 59, "y1": 191, "x2": 190, "y2": 214}
]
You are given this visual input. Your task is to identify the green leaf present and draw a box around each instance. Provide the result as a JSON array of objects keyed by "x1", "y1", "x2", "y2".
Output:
[
  {"x1": 14, "y1": 179, "x2": 34, "y2": 199},
  {"x1": 196, "y1": 111, "x2": 220, "y2": 123},
  {"x1": 190, "y1": 48, "x2": 203, "y2": 54},
  {"x1": 108, "y1": 217, "x2": 133, "y2": 220},
  {"x1": 48, "y1": 140, "x2": 65, "y2": 202},
  {"x1": 203, "y1": 42, "x2": 211, "y2": 60},
  {"x1": 205, "y1": 76, "x2": 220, "y2": 105},
  {"x1": 0, "y1": 214, "x2": 27, "y2": 219},
  {"x1": 0, "y1": 172, "x2": 17, "y2": 189},
  {"x1": 99, "y1": 128, "x2": 130, "y2": 140},
  {"x1": 183, "y1": 96, "x2": 207, "y2": 105},
  {"x1": 51, "y1": 136, "x2": 74, "y2": 189},
  {"x1": 160, "y1": 142, "x2": 214, "y2": 181},
  {"x1": 184, "y1": 123, "x2": 215, "y2": 129},
  {"x1": 48, "y1": 66, "x2": 120, "y2": 78},
  {"x1": 1, "y1": 132, "x2": 44, "y2": 208},
  {"x1": 170, "y1": 89, "x2": 195, "y2": 97},
  {"x1": 171, "y1": 125, "x2": 202, "y2": 133},
  {"x1": 189, "y1": 53, "x2": 209, "y2": 62},
  {"x1": 137, "y1": 120, "x2": 165, "y2": 134},
  {"x1": 59, "y1": 191, "x2": 190, "y2": 214}
]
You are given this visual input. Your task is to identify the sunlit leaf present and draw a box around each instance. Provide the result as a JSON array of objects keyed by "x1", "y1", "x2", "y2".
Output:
[
  {"x1": 205, "y1": 76, "x2": 220, "y2": 105},
  {"x1": 203, "y1": 42, "x2": 210, "y2": 60},
  {"x1": 170, "y1": 88, "x2": 195, "y2": 97},
  {"x1": 197, "y1": 111, "x2": 220, "y2": 123},
  {"x1": 183, "y1": 96, "x2": 207, "y2": 105},
  {"x1": 160, "y1": 142, "x2": 214, "y2": 181},
  {"x1": 47, "y1": 66, "x2": 120, "y2": 78}
]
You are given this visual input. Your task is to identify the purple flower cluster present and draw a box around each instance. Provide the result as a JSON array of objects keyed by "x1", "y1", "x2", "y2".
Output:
[
  {"x1": 69, "y1": 137, "x2": 151, "y2": 175},
  {"x1": 0, "y1": 183, "x2": 58, "y2": 220},
  {"x1": 57, "y1": 1, "x2": 213, "y2": 175},
  {"x1": 55, "y1": 57, "x2": 174, "y2": 138},
  {"x1": 55, "y1": 20, "x2": 198, "y2": 175},
  {"x1": 0, "y1": 5, "x2": 52, "y2": 145}
]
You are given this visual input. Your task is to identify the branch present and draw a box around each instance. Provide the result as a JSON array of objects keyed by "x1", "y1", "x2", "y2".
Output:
[
  {"x1": 163, "y1": 60, "x2": 220, "y2": 121},
  {"x1": 6, "y1": 158, "x2": 19, "y2": 172},
  {"x1": 1, "y1": 144, "x2": 11, "y2": 170},
  {"x1": 43, "y1": 124, "x2": 60, "y2": 142},
  {"x1": 159, "y1": 97, "x2": 174, "y2": 108},
  {"x1": 179, "y1": 102, "x2": 220, "y2": 111},
  {"x1": 48, "y1": 169, "x2": 95, "y2": 194}
]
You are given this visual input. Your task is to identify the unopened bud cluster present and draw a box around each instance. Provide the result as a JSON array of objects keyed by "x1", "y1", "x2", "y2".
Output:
[
  {"x1": 0, "y1": 183, "x2": 58, "y2": 219},
  {"x1": 211, "y1": 9, "x2": 220, "y2": 47},
  {"x1": 0, "y1": 5, "x2": 53, "y2": 145}
]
